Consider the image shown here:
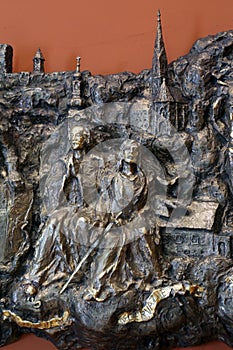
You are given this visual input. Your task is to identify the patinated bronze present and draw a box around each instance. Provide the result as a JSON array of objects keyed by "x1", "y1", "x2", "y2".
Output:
[{"x1": 0, "y1": 10, "x2": 233, "y2": 350}]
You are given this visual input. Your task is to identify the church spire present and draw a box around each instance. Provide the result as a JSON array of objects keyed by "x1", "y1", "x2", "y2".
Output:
[
  {"x1": 33, "y1": 48, "x2": 45, "y2": 73},
  {"x1": 152, "y1": 10, "x2": 168, "y2": 98},
  {"x1": 70, "y1": 56, "x2": 82, "y2": 108}
]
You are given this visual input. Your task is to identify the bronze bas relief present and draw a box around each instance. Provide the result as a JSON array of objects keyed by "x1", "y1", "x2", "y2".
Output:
[{"x1": 0, "y1": 10, "x2": 233, "y2": 350}]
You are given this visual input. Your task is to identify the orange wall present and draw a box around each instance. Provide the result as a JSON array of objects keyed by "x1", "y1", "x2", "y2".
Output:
[
  {"x1": 1, "y1": 0, "x2": 233, "y2": 350},
  {"x1": 0, "y1": 0, "x2": 232, "y2": 75}
]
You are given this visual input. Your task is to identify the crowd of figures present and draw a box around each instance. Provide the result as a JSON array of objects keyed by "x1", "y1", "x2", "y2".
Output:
[{"x1": 20, "y1": 120, "x2": 167, "y2": 302}]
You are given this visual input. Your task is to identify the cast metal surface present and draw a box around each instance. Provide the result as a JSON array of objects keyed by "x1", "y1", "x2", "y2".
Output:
[{"x1": 0, "y1": 11, "x2": 233, "y2": 350}]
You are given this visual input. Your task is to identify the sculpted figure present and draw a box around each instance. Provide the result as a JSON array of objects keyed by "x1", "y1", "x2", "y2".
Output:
[
  {"x1": 84, "y1": 139, "x2": 162, "y2": 301},
  {"x1": 0, "y1": 143, "x2": 33, "y2": 275},
  {"x1": 19, "y1": 125, "x2": 91, "y2": 291},
  {"x1": 63, "y1": 125, "x2": 91, "y2": 207}
]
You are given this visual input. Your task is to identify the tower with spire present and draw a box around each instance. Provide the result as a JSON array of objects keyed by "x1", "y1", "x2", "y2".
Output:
[
  {"x1": 70, "y1": 56, "x2": 82, "y2": 108},
  {"x1": 151, "y1": 10, "x2": 168, "y2": 99},
  {"x1": 33, "y1": 48, "x2": 45, "y2": 73},
  {"x1": 151, "y1": 10, "x2": 189, "y2": 136}
]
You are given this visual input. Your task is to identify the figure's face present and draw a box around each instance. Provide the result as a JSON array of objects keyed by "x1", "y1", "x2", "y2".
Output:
[
  {"x1": 121, "y1": 141, "x2": 140, "y2": 164},
  {"x1": 70, "y1": 126, "x2": 87, "y2": 150}
]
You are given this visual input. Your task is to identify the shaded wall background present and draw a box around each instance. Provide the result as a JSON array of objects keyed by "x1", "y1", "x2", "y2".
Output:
[
  {"x1": 0, "y1": 0, "x2": 233, "y2": 349},
  {"x1": 0, "y1": 0, "x2": 233, "y2": 75}
]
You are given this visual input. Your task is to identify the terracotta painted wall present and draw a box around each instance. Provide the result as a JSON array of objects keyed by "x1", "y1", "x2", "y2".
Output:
[{"x1": 0, "y1": 0, "x2": 233, "y2": 349}]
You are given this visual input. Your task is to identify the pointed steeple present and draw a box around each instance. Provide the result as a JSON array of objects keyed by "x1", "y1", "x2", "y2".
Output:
[
  {"x1": 33, "y1": 48, "x2": 45, "y2": 73},
  {"x1": 74, "y1": 56, "x2": 81, "y2": 79},
  {"x1": 152, "y1": 10, "x2": 168, "y2": 98},
  {"x1": 156, "y1": 78, "x2": 174, "y2": 102},
  {"x1": 70, "y1": 56, "x2": 82, "y2": 107}
]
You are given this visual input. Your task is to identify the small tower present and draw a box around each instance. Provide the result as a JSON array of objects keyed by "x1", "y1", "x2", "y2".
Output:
[
  {"x1": 156, "y1": 78, "x2": 174, "y2": 103},
  {"x1": 0, "y1": 44, "x2": 13, "y2": 74},
  {"x1": 70, "y1": 56, "x2": 82, "y2": 107},
  {"x1": 150, "y1": 11, "x2": 189, "y2": 135},
  {"x1": 151, "y1": 10, "x2": 168, "y2": 99},
  {"x1": 33, "y1": 48, "x2": 45, "y2": 73},
  {"x1": 75, "y1": 56, "x2": 81, "y2": 77}
]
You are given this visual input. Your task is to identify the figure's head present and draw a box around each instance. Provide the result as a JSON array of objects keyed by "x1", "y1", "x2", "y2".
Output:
[
  {"x1": 70, "y1": 125, "x2": 90, "y2": 150},
  {"x1": 120, "y1": 139, "x2": 141, "y2": 165}
]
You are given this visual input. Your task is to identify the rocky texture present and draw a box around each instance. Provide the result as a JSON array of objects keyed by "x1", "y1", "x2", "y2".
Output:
[{"x1": 0, "y1": 15, "x2": 233, "y2": 350}]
